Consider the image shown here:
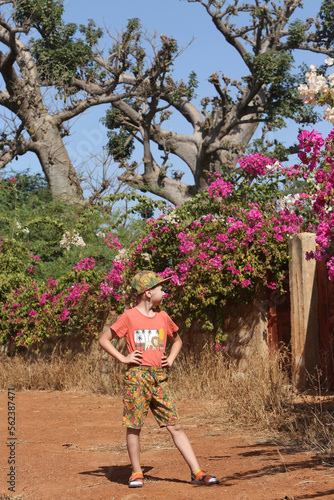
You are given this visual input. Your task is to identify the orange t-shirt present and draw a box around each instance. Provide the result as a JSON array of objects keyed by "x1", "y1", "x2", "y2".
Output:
[{"x1": 110, "y1": 307, "x2": 179, "y2": 367}]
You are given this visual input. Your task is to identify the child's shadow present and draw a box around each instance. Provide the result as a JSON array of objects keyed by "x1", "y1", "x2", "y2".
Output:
[{"x1": 80, "y1": 464, "x2": 188, "y2": 485}]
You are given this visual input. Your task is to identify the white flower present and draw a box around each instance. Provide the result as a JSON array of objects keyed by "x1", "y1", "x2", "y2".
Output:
[
  {"x1": 278, "y1": 194, "x2": 301, "y2": 212},
  {"x1": 15, "y1": 221, "x2": 29, "y2": 234},
  {"x1": 299, "y1": 65, "x2": 329, "y2": 104},
  {"x1": 324, "y1": 107, "x2": 334, "y2": 124},
  {"x1": 96, "y1": 231, "x2": 106, "y2": 238},
  {"x1": 114, "y1": 248, "x2": 128, "y2": 262},
  {"x1": 266, "y1": 161, "x2": 281, "y2": 173},
  {"x1": 325, "y1": 57, "x2": 334, "y2": 66},
  {"x1": 163, "y1": 211, "x2": 180, "y2": 224},
  {"x1": 60, "y1": 231, "x2": 86, "y2": 251}
]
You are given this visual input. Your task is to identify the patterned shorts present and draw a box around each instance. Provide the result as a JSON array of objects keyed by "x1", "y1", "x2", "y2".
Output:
[{"x1": 123, "y1": 366, "x2": 180, "y2": 429}]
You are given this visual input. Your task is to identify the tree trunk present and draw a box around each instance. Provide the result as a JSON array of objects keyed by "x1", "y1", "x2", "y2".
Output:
[{"x1": 33, "y1": 117, "x2": 84, "y2": 203}]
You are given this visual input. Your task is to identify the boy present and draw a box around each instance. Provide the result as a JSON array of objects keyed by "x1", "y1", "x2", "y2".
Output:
[{"x1": 99, "y1": 270, "x2": 219, "y2": 488}]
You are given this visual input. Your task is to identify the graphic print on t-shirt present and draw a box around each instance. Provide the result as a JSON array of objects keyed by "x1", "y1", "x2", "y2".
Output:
[{"x1": 134, "y1": 328, "x2": 165, "y2": 351}]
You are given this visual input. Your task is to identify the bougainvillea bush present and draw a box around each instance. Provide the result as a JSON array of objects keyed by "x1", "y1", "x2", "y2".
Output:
[
  {"x1": 0, "y1": 175, "x2": 145, "y2": 350},
  {"x1": 116, "y1": 158, "x2": 318, "y2": 345},
  {"x1": 0, "y1": 144, "x2": 323, "y2": 351},
  {"x1": 0, "y1": 209, "x2": 128, "y2": 350},
  {"x1": 4, "y1": 56, "x2": 334, "y2": 352},
  {"x1": 0, "y1": 256, "x2": 126, "y2": 349},
  {"x1": 297, "y1": 60, "x2": 334, "y2": 279}
]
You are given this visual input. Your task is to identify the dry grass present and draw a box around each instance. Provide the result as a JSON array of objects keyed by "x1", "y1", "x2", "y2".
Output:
[
  {"x1": 0, "y1": 346, "x2": 125, "y2": 394},
  {"x1": 1, "y1": 343, "x2": 334, "y2": 459},
  {"x1": 170, "y1": 346, "x2": 293, "y2": 430},
  {"x1": 0, "y1": 495, "x2": 26, "y2": 500}
]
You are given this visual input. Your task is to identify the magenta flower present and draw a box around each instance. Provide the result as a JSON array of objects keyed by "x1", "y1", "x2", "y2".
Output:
[
  {"x1": 207, "y1": 173, "x2": 233, "y2": 200},
  {"x1": 46, "y1": 277, "x2": 58, "y2": 289},
  {"x1": 73, "y1": 258, "x2": 95, "y2": 271},
  {"x1": 105, "y1": 233, "x2": 122, "y2": 250},
  {"x1": 58, "y1": 310, "x2": 70, "y2": 322},
  {"x1": 238, "y1": 153, "x2": 275, "y2": 177}
]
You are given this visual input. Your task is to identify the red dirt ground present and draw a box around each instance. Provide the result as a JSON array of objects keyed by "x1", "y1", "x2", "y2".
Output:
[{"x1": 1, "y1": 391, "x2": 334, "y2": 500}]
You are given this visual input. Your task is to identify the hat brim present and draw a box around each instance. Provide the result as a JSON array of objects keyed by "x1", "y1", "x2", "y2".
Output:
[
  {"x1": 153, "y1": 276, "x2": 172, "y2": 288},
  {"x1": 133, "y1": 275, "x2": 172, "y2": 295}
]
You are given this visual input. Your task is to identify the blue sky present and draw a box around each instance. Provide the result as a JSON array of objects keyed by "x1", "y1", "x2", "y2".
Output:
[{"x1": 4, "y1": 0, "x2": 333, "y2": 192}]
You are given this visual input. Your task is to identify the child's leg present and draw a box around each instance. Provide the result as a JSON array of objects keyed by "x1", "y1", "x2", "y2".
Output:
[
  {"x1": 166, "y1": 423, "x2": 200, "y2": 472},
  {"x1": 126, "y1": 428, "x2": 142, "y2": 473}
]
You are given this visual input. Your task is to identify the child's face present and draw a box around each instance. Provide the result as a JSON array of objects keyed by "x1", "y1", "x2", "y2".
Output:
[{"x1": 149, "y1": 285, "x2": 165, "y2": 305}]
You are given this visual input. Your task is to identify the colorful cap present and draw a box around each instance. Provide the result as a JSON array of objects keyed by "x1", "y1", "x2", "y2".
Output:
[{"x1": 131, "y1": 270, "x2": 171, "y2": 295}]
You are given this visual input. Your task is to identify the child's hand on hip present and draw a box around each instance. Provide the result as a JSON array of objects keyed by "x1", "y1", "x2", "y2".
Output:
[
  {"x1": 123, "y1": 350, "x2": 143, "y2": 365},
  {"x1": 161, "y1": 353, "x2": 172, "y2": 368}
]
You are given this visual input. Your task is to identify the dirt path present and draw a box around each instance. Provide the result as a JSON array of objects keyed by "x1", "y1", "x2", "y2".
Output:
[{"x1": 1, "y1": 391, "x2": 334, "y2": 500}]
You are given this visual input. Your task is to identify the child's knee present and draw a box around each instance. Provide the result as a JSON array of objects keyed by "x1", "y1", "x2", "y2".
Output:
[{"x1": 167, "y1": 423, "x2": 183, "y2": 433}]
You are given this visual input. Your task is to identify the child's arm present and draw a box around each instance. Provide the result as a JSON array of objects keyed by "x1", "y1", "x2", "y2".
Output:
[
  {"x1": 99, "y1": 328, "x2": 143, "y2": 365},
  {"x1": 161, "y1": 332, "x2": 182, "y2": 368}
]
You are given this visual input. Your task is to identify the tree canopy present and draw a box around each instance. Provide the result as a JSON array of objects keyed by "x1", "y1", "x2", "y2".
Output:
[{"x1": 0, "y1": 0, "x2": 334, "y2": 205}]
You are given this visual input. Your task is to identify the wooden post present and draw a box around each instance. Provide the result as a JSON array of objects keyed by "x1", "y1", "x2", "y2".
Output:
[{"x1": 289, "y1": 233, "x2": 319, "y2": 389}]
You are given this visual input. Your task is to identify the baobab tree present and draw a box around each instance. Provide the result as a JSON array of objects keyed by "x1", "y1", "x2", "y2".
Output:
[{"x1": 0, "y1": 0, "x2": 333, "y2": 206}]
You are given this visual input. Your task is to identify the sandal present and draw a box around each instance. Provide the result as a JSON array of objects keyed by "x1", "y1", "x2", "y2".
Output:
[
  {"x1": 190, "y1": 470, "x2": 219, "y2": 485},
  {"x1": 129, "y1": 472, "x2": 144, "y2": 488}
]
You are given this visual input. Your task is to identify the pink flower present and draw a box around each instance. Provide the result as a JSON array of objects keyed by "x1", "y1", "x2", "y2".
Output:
[
  {"x1": 8, "y1": 177, "x2": 18, "y2": 184},
  {"x1": 227, "y1": 221, "x2": 243, "y2": 234},
  {"x1": 46, "y1": 277, "x2": 58, "y2": 289},
  {"x1": 73, "y1": 258, "x2": 95, "y2": 271},
  {"x1": 207, "y1": 173, "x2": 233, "y2": 200},
  {"x1": 247, "y1": 209, "x2": 263, "y2": 222},
  {"x1": 239, "y1": 153, "x2": 276, "y2": 177},
  {"x1": 39, "y1": 292, "x2": 53, "y2": 306},
  {"x1": 58, "y1": 310, "x2": 70, "y2": 322},
  {"x1": 216, "y1": 233, "x2": 229, "y2": 244},
  {"x1": 105, "y1": 233, "x2": 122, "y2": 250},
  {"x1": 99, "y1": 281, "x2": 114, "y2": 298}
]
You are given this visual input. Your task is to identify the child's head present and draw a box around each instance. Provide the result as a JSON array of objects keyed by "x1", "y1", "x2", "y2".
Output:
[{"x1": 131, "y1": 270, "x2": 171, "y2": 300}]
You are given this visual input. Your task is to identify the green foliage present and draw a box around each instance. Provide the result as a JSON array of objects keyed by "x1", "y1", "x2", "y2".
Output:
[
  {"x1": 168, "y1": 70, "x2": 199, "y2": 103},
  {"x1": 249, "y1": 51, "x2": 294, "y2": 85},
  {"x1": 105, "y1": 130, "x2": 135, "y2": 163},
  {"x1": 15, "y1": 0, "x2": 64, "y2": 32},
  {"x1": 317, "y1": 0, "x2": 334, "y2": 48},
  {"x1": 0, "y1": 172, "x2": 152, "y2": 280},
  {"x1": 185, "y1": 70, "x2": 199, "y2": 100},
  {"x1": 15, "y1": 0, "x2": 102, "y2": 85},
  {"x1": 0, "y1": 172, "x2": 153, "y2": 349},
  {"x1": 287, "y1": 20, "x2": 307, "y2": 48},
  {"x1": 243, "y1": 50, "x2": 319, "y2": 128}
]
